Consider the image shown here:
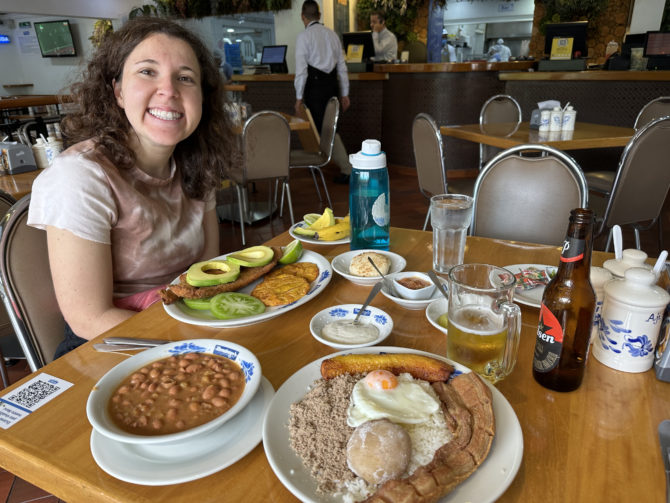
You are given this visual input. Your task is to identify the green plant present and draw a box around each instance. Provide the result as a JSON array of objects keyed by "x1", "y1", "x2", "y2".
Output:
[
  {"x1": 90, "y1": 19, "x2": 113, "y2": 47},
  {"x1": 356, "y1": 0, "x2": 425, "y2": 43},
  {"x1": 130, "y1": 0, "x2": 292, "y2": 19},
  {"x1": 538, "y1": 0, "x2": 609, "y2": 31}
]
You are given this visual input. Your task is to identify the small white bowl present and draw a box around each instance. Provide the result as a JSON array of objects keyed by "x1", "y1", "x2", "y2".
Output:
[
  {"x1": 310, "y1": 304, "x2": 393, "y2": 349},
  {"x1": 392, "y1": 271, "x2": 436, "y2": 300},
  {"x1": 331, "y1": 249, "x2": 406, "y2": 286},
  {"x1": 380, "y1": 274, "x2": 444, "y2": 310},
  {"x1": 425, "y1": 298, "x2": 449, "y2": 335},
  {"x1": 87, "y1": 339, "x2": 261, "y2": 445}
]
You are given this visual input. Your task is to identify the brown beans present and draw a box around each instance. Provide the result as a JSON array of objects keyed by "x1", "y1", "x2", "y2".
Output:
[{"x1": 108, "y1": 353, "x2": 246, "y2": 436}]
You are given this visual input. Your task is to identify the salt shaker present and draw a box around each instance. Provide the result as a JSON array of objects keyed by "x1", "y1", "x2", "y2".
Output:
[{"x1": 592, "y1": 267, "x2": 670, "y2": 373}]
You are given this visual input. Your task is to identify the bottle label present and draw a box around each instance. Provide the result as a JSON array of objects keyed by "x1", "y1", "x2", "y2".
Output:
[
  {"x1": 560, "y1": 237, "x2": 585, "y2": 263},
  {"x1": 533, "y1": 304, "x2": 564, "y2": 373},
  {"x1": 371, "y1": 193, "x2": 389, "y2": 227}
]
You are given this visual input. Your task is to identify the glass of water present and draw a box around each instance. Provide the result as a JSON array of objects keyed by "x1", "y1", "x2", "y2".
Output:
[{"x1": 430, "y1": 194, "x2": 474, "y2": 276}]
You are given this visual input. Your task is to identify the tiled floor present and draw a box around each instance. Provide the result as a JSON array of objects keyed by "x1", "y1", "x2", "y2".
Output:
[{"x1": 1, "y1": 161, "x2": 667, "y2": 502}]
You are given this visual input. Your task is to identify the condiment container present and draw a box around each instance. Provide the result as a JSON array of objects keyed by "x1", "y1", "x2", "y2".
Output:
[
  {"x1": 539, "y1": 110, "x2": 551, "y2": 132},
  {"x1": 590, "y1": 266, "x2": 613, "y2": 344},
  {"x1": 603, "y1": 248, "x2": 652, "y2": 279},
  {"x1": 561, "y1": 106, "x2": 577, "y2": 131},
  {"x1": 592, "y1": 267, "x2": 670, "y2": 373},
  {"x1": 44, "y1": 135, "x2": 63, "y2": 166},
  {"x1": 31, "y1": 138, "x2": 49, "y2": 170},
  {"x1": 549, "y1": 106, "x2": 562, "y2": 132}
]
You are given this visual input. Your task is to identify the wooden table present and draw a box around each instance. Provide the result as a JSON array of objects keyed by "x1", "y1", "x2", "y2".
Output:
[
  {"x1": 440, "y1": 122, "x2": 634, "y2": 150},
  {"x1": 0, "y1": 169, "x2": 40, "y2": 200},
  {"x1": 0, "y1": 228, "x2": 667, "y2": 502}
]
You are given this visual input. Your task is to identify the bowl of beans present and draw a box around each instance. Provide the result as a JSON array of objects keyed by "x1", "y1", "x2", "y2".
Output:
[
  {"x1": 86, "y1": 339, "x2": 261, "y2": 445},
  {"x1": 392, "y1": 271, "x2": 436, "y2": 300}
]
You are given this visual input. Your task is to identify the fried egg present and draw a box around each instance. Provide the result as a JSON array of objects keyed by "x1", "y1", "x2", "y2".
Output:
[{"x1": 346, "y1": 370, "x2": 440, "y2": 427}]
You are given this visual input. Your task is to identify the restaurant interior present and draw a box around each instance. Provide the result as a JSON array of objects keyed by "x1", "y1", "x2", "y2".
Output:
[{"x1": 0, "y1": 0, "x2": 670, "y2": 502}]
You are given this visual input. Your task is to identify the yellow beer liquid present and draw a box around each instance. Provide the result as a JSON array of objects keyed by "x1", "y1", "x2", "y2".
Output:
[{"x1": 447, "y1": 305, "x2": 507, "y2": 382}]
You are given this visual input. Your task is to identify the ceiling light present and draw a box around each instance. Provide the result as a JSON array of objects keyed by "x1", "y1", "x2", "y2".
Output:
[{"x1": 227, "y1": 28, "x2": 234, "y2": 33}]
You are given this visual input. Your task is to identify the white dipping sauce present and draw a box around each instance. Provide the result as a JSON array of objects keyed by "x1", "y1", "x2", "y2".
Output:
[{"x1": 321, "y1": 320, "x2": 379, "y2": 344}]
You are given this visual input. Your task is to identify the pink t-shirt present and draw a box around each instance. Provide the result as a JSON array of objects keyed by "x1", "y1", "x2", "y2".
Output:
[{"x1": 27, "y1": 140, "x2": 215, "y2": 299}]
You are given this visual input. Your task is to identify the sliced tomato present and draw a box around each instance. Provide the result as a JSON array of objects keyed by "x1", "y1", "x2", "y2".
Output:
[
  {"x1": 182, "y1": 297, "x2": 212, "y2": 310},
  {"x1": 209, "y1": 292, "x2": 266, "y2": 320}
]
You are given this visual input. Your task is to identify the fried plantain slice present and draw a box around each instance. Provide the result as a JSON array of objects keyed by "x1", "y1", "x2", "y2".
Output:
[
  {"x1": 320, "y1": 354, "x2": 454, "y2": 382},
  {"x1": 251, "y1": 274, "x2": 310, "y2": 306}
]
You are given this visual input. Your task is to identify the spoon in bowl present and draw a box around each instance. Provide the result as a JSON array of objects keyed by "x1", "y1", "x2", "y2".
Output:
[
  {"x1": 367, "y1": 256, "x2": 398, "y2": 296},
  {"x1": 352, "y1": 281, "x2": 383, "y2": 324},
  {"x1": 613, "y1": 225, "x2": 623, "y2": 261}
]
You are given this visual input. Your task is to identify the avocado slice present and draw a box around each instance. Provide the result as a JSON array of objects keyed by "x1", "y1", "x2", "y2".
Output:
[
  {"x1": 226, "y1": 245, "x2": 274, "y2": 267},
  {"x1": 293, "y1": 226, "x2": 317, "y2": 237},
  {"x1": 186, "y1": 259, "x2": 240, "y2": 287}
]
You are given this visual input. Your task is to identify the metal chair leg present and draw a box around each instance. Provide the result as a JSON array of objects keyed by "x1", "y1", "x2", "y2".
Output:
[
  {"x1": 309, "y1": 168, "x2": 323, "y2": 202},
  {"x1": 423, "y1": 208, "x2": 431, "y2": 231},
  {"x1": 634, "y1": 228, "x2": 641, "y2": 250},
  {"x1": 605, "y1": 227, "x2": 613, "y2": 252},
  {"x1": 235, "y1": 184, "x2": 246, "y2": 246},
  {"x1": 315, "y1": 168, "x2": 333, "y2": 208},
  {"x1": 0, "y1": 346, "x2": 9, "y2": 390},
  {"x1": 284, "y1": 181, "x2": 295, "y2": 225}
]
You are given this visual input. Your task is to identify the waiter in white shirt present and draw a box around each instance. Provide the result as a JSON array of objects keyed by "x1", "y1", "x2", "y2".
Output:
[
  {"x1": 370, "y1": 11, "x2": 398, "y2": 62},
  {"x1": 294, "y1": 0, "x2": 350, "y2": 135}
]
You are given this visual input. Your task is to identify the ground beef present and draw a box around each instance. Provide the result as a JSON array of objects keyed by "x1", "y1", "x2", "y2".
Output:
[{"x1": 288, "y1": 374, "x2": 360, "y2": 493}]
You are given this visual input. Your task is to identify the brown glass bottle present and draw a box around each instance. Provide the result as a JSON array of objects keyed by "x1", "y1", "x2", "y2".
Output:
[{"x1": 533, "y1": 208, "x2": 596, "y2": 392}]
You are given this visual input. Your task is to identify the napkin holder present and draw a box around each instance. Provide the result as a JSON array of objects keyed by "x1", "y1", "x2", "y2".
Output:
[
  {"x1": 0, "y1": 142, "x2": 37, "y2": 174},
  {"x1": 529, "y1": 109, "x2": 542, "y2": 129}
]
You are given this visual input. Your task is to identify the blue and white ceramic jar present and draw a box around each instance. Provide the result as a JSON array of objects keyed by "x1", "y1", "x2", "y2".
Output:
[{"x1": 593, "y1": 267, "x2": 670, "y2": 373}]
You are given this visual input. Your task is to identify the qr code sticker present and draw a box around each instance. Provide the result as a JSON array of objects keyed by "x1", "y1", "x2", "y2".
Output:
[{"x1": 7, "y1": 380, "x2": 60, "y2": 409}]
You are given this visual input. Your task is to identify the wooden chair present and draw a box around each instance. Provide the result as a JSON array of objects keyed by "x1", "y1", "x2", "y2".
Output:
[{"x1": 471, "y1": 144, "x2": 588, "y2": 246}]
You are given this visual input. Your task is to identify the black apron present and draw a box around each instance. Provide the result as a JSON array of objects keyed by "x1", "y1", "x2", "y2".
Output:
[{"x1": 304, "y1": 64, "x2": 339, "y2": 134}]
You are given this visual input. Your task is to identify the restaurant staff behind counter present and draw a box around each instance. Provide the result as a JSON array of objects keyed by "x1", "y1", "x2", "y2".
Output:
[{"x1": 370, "y1": 11, "x2": 398, "y2": 63}]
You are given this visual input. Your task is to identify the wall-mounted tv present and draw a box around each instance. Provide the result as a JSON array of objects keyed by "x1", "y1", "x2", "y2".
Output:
[{"x1": 34, "y1": 20, "x2": 77, "y2": 57}]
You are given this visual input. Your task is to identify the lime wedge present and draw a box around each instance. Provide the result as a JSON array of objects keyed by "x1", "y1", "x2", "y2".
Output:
[
  {"x1": 303, "y1": 213, "x2": 321, "y2": 226},
  {"x1": 437, "y1": 313, "x2": 449, "y2": 329},
  {"x1": 279, "y1": 239, "x2": 303, "y2": 264}
]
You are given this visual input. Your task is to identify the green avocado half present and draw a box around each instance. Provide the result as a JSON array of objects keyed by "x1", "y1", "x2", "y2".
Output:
[
  {"x1": 185, "y1": 259, "x2": 240, "y2": 287},
  {"x1": 226, "y1": 245, "x2": 274, "y2": 267}
]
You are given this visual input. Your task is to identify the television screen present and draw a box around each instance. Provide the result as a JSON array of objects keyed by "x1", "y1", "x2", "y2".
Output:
[
  {"x1": 342, "y1": 31, "x2": 375, "y2": 61},
  {"x1": 544, "y1": 21, "x2": 588, "y2": 58},
  {"x1": 261, "y1": 45, "x2": 287, "y2": 65},
  {"x1": 34, "y1": 20, "x2": 77, "y2": 57},
  {"x1": 644, "y1": 31, "x2": 670, "y2": 57}
]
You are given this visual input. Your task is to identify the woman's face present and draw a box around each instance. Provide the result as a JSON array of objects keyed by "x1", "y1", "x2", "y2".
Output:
[{"x1": 113, "y1": 33, "x2": 203, "y2": 154}]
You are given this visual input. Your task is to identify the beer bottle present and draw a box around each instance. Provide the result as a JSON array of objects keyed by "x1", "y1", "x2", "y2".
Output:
[{"x1": 533, "y1": 208, "x2": 596, "y2": 392}]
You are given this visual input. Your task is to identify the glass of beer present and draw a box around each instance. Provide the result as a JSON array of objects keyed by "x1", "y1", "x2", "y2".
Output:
[{"x1": 447, "y1": 263, "x2": 521, "y2": 383}]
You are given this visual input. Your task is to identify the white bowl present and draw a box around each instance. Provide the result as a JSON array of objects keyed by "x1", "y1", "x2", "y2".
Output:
[
  {"x1": 331, "y1": 249, "x2": 406, "y2": 286},
  {"x1": 87, "y1": 339, "x2": 261, "y2": 445},
  {"x1": 426, "y1": 298, "x2": 449, "y2": 335},
  {"x1": 392, "y1": 271, "x2": 436, "y2": 300},
  {"x1": 310, "y1": 304, "x2": 393, "y2": 349},
  {"x1": 380, "y1": 274, "x2": 444, "y2": 310}
]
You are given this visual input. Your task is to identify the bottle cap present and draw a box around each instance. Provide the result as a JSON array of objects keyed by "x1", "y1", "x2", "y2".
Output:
[{"x1": 349, "y1": 139, "x2": 386, "y2": 170}]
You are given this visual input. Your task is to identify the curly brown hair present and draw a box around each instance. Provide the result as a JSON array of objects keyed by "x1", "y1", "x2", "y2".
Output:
[{"x1": 62, "y1": 17, "x2": 238, "y2": 200}]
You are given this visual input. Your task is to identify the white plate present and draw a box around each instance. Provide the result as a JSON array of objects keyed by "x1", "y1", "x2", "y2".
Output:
[
  {"x1": 309, "y1": 304, "x2": 393, "y2": 349},
  {"x1": 289, "y1": 220, "x2": 351, "y2": 245},
  {"x1": 504, "y1": 264, "x2": 557, "y2": 309},
  {"x1": 331, "y1": 249, "x2": 406, "y2": 286},
  {"x1": 87, "y1": 339, "x2": 261, "y2": 445},
  {"x1": 163, "y1": 250, "x2": 332, "y2": 327},
  {"x1": 381, "y1": 273, "x2": 445, "y2": 310},
  {"x1": 91, "y1": 376, "x2": 274, "y2": 486},
  {"x1": 262, "y1": 346, "x2": 523, "y2": 503},
  {"x1": 426, "y1": 297, "x2": 449, "y2": 334}
]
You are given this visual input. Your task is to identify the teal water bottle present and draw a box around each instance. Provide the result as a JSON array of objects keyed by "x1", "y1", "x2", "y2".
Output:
[{"x1": 349, "y1": 140, "x2": 390, "y2": 250}]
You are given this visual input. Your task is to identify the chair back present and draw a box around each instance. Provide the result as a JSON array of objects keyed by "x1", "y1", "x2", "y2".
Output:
[
  {"x1": 479, "y1": 94, "x2": 522, "y2": 128},
  {"x1": 412, "y1": 113, "x2": 447, "y2": 199},
  {"x1": 0, "y1": 191, "x2": 15, "y2": 341},
  {"x1": 0, "y1": 195, "x2": 64, "y2": 371},
  {"x1": 242, "y1": 111, "x2": 291, "y2": 182},
  {"x1": 598, "y1": 116, "x2": 670, "y2": 236},
  {"x1": 318, "y1": 97, "x2": 340, "y2": 161},
  {"x1": 479, "y1": 94, "x2": 522, "y2": 169},
  {"x1": 472, "y1": 144, "x2": 588, "y2": 246},
  {"x1": 634, "y1": 96, "x2": 670, "y2": 130}
]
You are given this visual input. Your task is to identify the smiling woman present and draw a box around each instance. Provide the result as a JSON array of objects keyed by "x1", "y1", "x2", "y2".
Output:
[{"x1": 25, "y1": 17, "x2": 239, "y2": 359}]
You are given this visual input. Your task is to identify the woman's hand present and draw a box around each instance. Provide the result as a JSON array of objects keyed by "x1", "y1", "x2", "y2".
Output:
[{"x1": 46, "y1": 226, "x2": 135, "y2": 340}]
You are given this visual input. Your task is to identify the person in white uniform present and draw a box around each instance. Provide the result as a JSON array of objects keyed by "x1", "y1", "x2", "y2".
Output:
[
  {"x1": 294, "y1": 0, "x2": 351, "y2": 183},
  {"x1": 370, "y1": 11, "x2": 398, "y2": 62},
  {"x1": 488, "y1": 38, "x2": 512, "y2": 62}
]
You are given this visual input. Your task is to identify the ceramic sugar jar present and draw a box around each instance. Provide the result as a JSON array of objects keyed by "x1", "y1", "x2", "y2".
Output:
[{"x1": 593, "y1": 267, "x2": 670, "y2": 373}]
